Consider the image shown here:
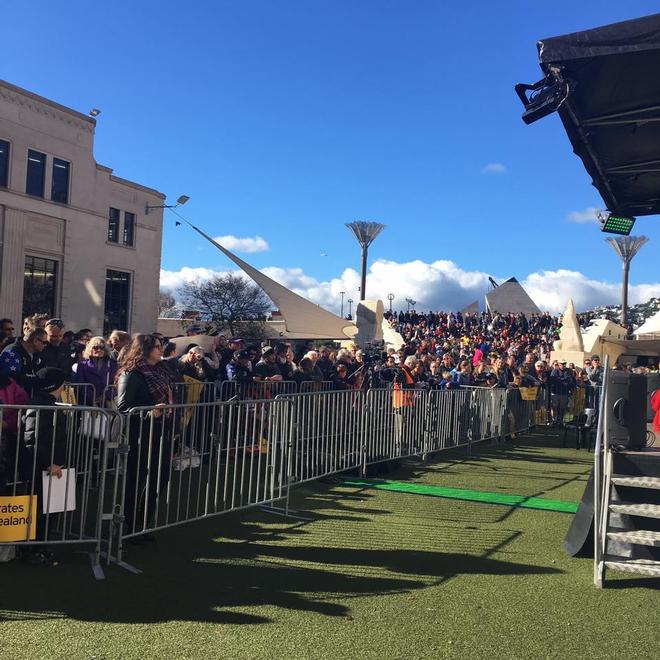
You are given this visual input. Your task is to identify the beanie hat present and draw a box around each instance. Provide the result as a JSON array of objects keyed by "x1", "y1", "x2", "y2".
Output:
[{"x1": 35, "y1": 367, "x2": 66, "y2": 393}]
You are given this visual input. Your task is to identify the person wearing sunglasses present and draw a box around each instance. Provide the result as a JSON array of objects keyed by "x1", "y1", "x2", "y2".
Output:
[
  {"x1": 73, "y1": 337, "x2": 118, "y2": 407},
  {"x1": 41, "y1": 319, "x2": 74, "y2": 378},
  {"x1": 0, "y1": 320, "x2": 47, "y2": 397}
]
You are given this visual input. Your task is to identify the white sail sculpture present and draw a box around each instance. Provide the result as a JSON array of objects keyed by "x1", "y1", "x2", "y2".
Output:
[{"x1": 189, "y1": 223, "x2": 357, "y2": 340}]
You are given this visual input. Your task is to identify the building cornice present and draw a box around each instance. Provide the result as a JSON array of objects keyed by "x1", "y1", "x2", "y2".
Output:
[{"x1": 0, "y1": 79, "x2": 95, "y2": 132}]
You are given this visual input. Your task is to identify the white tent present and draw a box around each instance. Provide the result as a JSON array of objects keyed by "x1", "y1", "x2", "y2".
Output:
[
  {"x1": 190, "y1": 223, "x2": 357, "y2": 340},
  {"x1": 634, "y1": 309, "x2": 660, "y2": 338}
]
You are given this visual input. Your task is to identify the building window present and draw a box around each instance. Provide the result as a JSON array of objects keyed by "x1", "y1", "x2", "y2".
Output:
[
  {"x1": 104, "y1": 269, "x2": 131, "y2": 335},
  {"x1": 108, "y1": 208, "x2": 120, "y2": 242},
  {"x1": 23, "y1": 255, "x2": 58, "y2": 319},
  {"x1": 26, "y1": 149, "x2": 46, "y2": 197},
  {"x1": 0, "y1": 139, "x2": 9, "y2": 188},
  {"x1": 123, "y1": 211, "x2": 135, "y2": 246},
  {"x1": 51, "y1": 158, "x2": 70, "y2": 204}
]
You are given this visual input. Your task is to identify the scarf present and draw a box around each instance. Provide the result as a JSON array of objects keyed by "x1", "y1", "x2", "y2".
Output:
[{"x1": 135, "y1": 359, "x2": 172, "y2": 405}]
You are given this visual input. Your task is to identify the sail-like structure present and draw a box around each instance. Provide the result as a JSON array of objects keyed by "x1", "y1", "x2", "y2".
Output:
[
  {"x1": 485, "y1": 277, "x2": 541, "y2": 315},
  {"x1": 190, "y1": 224, "x2": 357, "y2": 339}
]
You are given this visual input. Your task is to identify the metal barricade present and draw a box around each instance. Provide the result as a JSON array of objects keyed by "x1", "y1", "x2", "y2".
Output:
[
  {"x1": 0, "y1": 403, "x2": 119, "y2": 578},
  {"x1": 60, "y1": 382, "x2": 97, "y2": 407},
  {"x1": 220, "y1": 380, "x2": 297, "y2": 401},
  {"x1": 110, "y1": 398, "x2": 291, "y2": 563},
  {"x1": 298, "y1": 380, "x2": 334, "y2": 394},
  {"x1": 171, "y1": 380, "x2": 219, "y2": 405},
  {"x1": 277, "y1": 391, "x2": 365, "y2": 484}
]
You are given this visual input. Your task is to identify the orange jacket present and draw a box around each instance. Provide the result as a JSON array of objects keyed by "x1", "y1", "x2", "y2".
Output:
[{"x1": 393, "y1": 366, "x2": 415, "y2": 408}]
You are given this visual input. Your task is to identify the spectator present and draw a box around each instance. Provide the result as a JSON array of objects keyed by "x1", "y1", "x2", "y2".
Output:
[
  {"x1": 41, "y1": 319, "x2": 74, "y2": 377},
  {"x1": 0, "y1": 318, "x2": 15, "y2": 351},
  {"x1": 107, "y1": 330, "x2": 130, "y2": 361},
  {"x1": 0, "y1": 323, "x2": 47, "y2": 397},
  {"x1": 21, "y1": 367, "x2": 69, "y2": 565},
  {"x1": 178, "y1": 345, "x2": 216, "y2": 382},
  {"x1": 254, "y1": 347, "x2": 283, "y2": 382},
  {"x1": 74, "y1": 336, "x2": 118, "y2": 406},
  {"x1": 116, "y1": 334, "x2": 173, "y2": 537}
]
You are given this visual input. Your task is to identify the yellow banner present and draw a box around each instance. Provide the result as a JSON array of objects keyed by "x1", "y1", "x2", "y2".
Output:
[{"x1": 0, "y1": 495, "x2": 37, "y2": 542}]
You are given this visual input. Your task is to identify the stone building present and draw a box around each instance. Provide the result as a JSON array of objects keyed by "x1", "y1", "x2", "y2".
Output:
[{"x1": 0, "y1": 79, "x2": 165, "y2": 335}]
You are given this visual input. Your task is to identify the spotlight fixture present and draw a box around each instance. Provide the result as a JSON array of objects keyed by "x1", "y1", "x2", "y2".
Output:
[{"x1": 89, "y1": 108, "x2": 101, "y2": 117}]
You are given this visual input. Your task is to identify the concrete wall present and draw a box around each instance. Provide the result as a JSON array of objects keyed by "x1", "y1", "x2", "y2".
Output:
[{"x1": 0, "y1": 80, "x2": 164, "y2": 334}]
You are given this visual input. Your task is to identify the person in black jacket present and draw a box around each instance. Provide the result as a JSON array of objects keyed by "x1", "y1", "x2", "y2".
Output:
[
  {"x1": 21, "y1": 367, "x2": 69, "y2": 564},
  {"x1": 116, "y1": 334, "x2": 174, "y2": 540}
]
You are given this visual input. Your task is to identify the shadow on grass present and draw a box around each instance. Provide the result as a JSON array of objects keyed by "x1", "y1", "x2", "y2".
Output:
[{"x1": 0, "y1": 503, "x2": 562, "y2": 626}]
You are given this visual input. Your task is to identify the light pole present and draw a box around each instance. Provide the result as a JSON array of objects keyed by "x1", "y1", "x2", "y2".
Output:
[
  {"x1": 387, "y1": 293, "x2": 395, "y2": 312},
  {"x1": 346, "y1": 221, "x2": 386, "y2": 300},
  {"x1": 606, "y1": 235, "x2": 649, "y2": 327},
  {"x1": 146, "y1": 194, "x2": 190, "y2": 215},
  {"x1": 347, "y1": 298, "x2": 353, "y2": 319},
  {"x1": 339, "y1": 291, "x2": 345, "y2": 318}
]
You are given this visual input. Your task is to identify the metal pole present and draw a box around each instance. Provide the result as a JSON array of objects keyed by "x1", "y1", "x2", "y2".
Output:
[
  {"x1": 347, "y1": 299, "x2": 353, "y2": 318},
  {"x1": 360, "y1": 247, "x2": 368, "y2": 300},
  {"x1": 621, "y1": 262, "x2": 629, "y2": 327},
  {"x1": 340, "y1": 291, "x2": 345, "y2": 318}
]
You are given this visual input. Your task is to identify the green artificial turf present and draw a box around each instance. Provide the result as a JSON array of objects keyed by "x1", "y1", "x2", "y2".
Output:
[
  {"x1": 339, "y1": 478, "x2": 579, "y2": 513},
  {"x1": 1, "y1": 429, "x2": 658, "y2": 660}
]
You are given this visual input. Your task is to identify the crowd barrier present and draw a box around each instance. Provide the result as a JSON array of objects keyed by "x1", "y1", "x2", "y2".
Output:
[
  {"x1": 0, "y1": 404, "x2": 120, "y2": 577},
  {"x1": 0, "y1": 383, "x2": 549, "y2": 576}
]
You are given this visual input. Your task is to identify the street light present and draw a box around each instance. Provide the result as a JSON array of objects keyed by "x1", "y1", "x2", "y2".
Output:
[
  {"x1": 346, "y1": 221, "x2": 386, "y2": 301},
  {"x1": 146, "y1": 194, "x2": 190, "y2": 215},
  {"x1": 339, "y1": 291, "x2": 345, "y2": 318},
  {"x1": 405, "y1": 298, "x2": 416, "y2": 312},
  {"x1": 347, "y1": 298, "x2": 353, "y2": 319},
  {"x1": 605, "y1": 235, "x2": 649, "y2": 327},
  {"x1": 387, "y1": 293, "x2": 395, "y2": 312}
]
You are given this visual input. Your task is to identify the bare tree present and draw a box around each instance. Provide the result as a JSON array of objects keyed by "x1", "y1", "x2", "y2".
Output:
[
  {"x1": 158, "y1": 290, "x2": 179, "y2": 317},
  {"x1": 180, "y1": 273, "x2": 271, "y2": 339}
]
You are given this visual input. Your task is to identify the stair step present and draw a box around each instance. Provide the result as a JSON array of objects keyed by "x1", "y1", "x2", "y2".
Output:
[
  {"x1": 611, "y1": 476, "x2": 660, "y2": 490},
  {"x1": 609, "y1": 503, "x2": 660, "y2": 519},
  {"x1": 607, "y1": 530, "x2": 660, "y2": 547},
  {"x1": 604, "y1": 558, "x2": 660, "y2": 577}
]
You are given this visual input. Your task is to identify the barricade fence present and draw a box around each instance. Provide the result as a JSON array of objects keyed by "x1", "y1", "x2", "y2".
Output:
[
  {"x1": 0, "y1": 404, "x2": 120, "y2": 577},
  {"x1": 0, "y1": 383, "x2": 556, "y2": 575}
]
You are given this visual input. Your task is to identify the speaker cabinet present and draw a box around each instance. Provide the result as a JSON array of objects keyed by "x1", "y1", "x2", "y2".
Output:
[{"x1": 605, "y1": 372, "x2": 647, "y2": 450}]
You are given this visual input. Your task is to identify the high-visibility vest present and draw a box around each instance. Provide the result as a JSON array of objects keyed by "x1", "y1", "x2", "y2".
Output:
[{"x1": 393, "y1": 367, "x2": 415, "y2": 408}]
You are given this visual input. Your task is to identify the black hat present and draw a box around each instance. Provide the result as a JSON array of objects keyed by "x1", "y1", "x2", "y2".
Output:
[
  {"x1": 236, "y1": 349, "x2": 250, "y2": 360},
  {"x1": 35, "y1": 367, "x2": 66, "y2": 393},
  {"x1": 262, "y1": 347, "x2": 275, "y2": 358}
]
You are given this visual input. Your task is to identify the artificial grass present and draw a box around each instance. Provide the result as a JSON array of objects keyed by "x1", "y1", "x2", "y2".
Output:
[
  {"x1": 339, "y1": 478, "x2": 579, "y2": 513},
  {"x1": 1, "y1": 429, "x2": 658, "y2": 660}
]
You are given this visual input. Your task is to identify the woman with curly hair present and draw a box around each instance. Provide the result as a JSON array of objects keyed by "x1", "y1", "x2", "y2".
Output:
[{"x1": 116, "y1": 334, "x2": 175, "y2": 539}]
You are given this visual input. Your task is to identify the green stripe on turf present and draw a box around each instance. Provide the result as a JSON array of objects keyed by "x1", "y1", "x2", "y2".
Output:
[{"x1": 339, "y1": 478, "x2": 578, "y2": 513}]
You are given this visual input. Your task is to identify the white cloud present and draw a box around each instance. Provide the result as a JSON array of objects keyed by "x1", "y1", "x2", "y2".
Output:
[
  {"x1": 160, "y1": 261, "x2": 660, "y2": 316},
  {"x1": 567, "y1": 207, "x2": 600, "y2": 224},
  {"x1": 482, "y1": 162, "x2": 507, "y2": 174},
  {"x1": 212, "y1": 235, "x2": 270, "y2": 253}
]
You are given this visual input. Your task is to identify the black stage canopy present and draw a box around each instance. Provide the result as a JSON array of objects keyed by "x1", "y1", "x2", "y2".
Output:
[{"x1": 518, "y1": 13, "x2": 660, "y2": 217}]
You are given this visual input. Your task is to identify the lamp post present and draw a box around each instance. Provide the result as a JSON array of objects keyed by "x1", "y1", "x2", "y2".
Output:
[
  {"x1": 347, "y1": 298, "x2": 353, "y2": 319},
  {"x1": 387, "y1": 293, "x2": 395, "y2": 312},
  {"x1": 346, "y1": 221, "x2": 386, "y2": 300},
  {"x1": 146, "y1": 194, "x2": 190, "y2": 215},
  {"x1": 605, "y1": 235, "x2": 649, "y2": 327},
  {"x1": 339, "y1": 291, "x2": 345, "y2": 318}
]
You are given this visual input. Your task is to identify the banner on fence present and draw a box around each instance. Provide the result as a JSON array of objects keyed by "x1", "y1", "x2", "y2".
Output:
[{"x1": 0, "y1": 495, "x2": 37, "y2": 542}]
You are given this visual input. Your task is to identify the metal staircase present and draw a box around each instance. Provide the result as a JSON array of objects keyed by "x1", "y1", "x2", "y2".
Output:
[{"x1": 594, "y1": 362, "x2": 660, "y2": 586}]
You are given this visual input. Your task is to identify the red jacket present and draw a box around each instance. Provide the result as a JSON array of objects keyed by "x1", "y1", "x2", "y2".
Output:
[
  {"x1": 0, "y1": 378, "x2": 30, "y2": 431},
  {"x1": 651, "y1": 389, "x2": 660, "y2": 433}
]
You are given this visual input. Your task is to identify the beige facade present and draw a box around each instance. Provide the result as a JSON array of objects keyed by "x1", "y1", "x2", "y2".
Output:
[{"x1": 0, "y1": 80, "x2": 165, "y2": 335}]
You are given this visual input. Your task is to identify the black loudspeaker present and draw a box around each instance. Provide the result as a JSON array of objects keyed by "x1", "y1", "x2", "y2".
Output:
[
  {"x1": 605, "y1": 371, "x2": 647, "y2": 450},
  {"x1": 646, "y1": 373, "x2": 660, "y2": 423}
]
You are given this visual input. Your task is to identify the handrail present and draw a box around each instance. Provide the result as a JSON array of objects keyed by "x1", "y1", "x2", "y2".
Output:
[{"x1": 593, "y1": 354, "x2": 609, "y2": 586}]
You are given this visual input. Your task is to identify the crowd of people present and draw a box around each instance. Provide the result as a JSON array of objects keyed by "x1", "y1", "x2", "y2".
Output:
[{"x1": 0, "y1": 308, "x2": 653, "y2": 566}]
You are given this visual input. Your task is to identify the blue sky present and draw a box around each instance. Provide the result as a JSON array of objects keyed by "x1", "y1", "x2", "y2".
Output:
[{"x1": 4, "y1": 1, "x2": 660, "y2": 313}]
